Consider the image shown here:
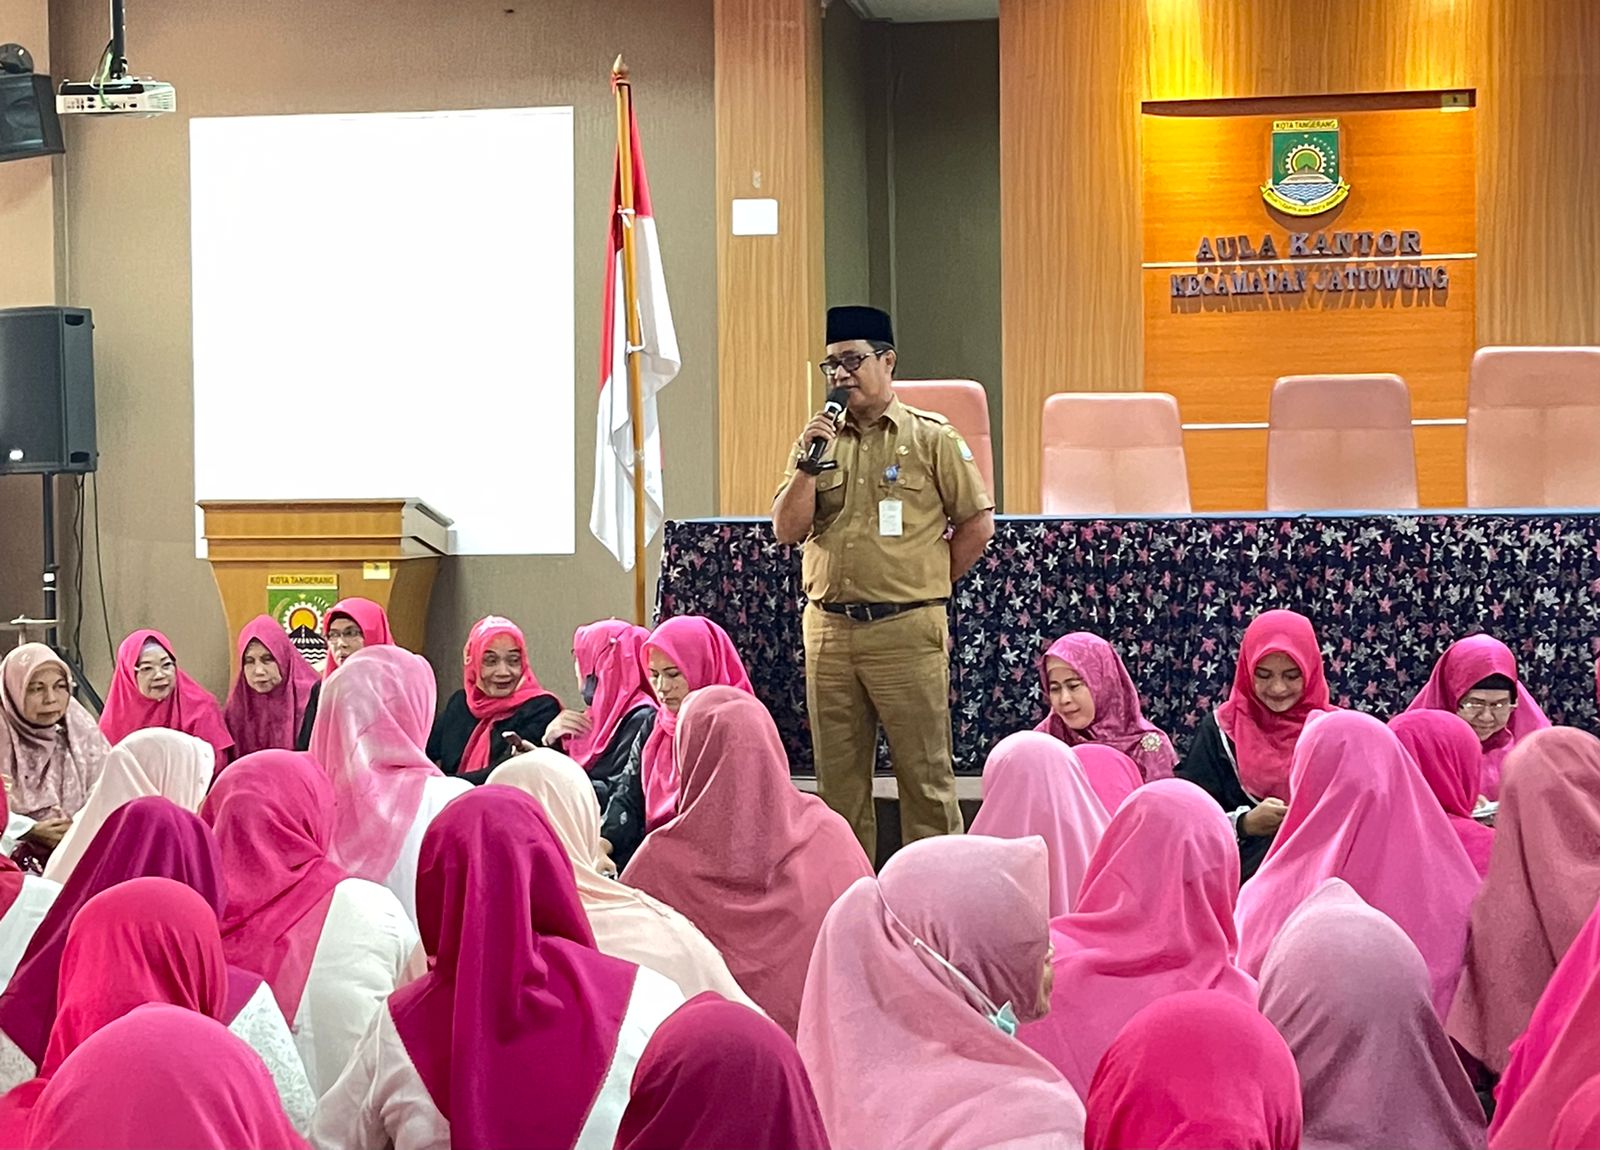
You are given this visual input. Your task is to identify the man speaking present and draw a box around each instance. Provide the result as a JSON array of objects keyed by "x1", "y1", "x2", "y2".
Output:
[{"x1": 772, "y1": 305, "x2": 995, "y2": 861}]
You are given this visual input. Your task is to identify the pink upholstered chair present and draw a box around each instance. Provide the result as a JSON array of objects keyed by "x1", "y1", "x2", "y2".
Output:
[
  {"x1": 1040, "y1": 393, "x2": 1191, "y2": 515},
  {"x1": 895, "y1": 379, "x2": 995, "y2": 498},
  {"x1": 1468, "y1": 347, "x2": 1600, "y2": 507},
  {"x1": 1266, "y1": 374, "x2": 1418, "y2": 511}
]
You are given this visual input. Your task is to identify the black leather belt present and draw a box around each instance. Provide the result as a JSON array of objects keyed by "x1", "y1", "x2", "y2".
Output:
[{"x1": 814, "y1": 599, "x2": 946, "y2": 623}]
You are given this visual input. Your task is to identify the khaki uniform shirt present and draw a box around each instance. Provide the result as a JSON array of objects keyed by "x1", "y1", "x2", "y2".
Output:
[{"x1": 781, "y1": 395, "x2": 994, "y2": 604}]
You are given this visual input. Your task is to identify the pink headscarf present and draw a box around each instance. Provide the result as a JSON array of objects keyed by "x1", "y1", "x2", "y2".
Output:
[
  {"x1": 0, "y1": 643, "x2": 108, "y2": 821},
  {"x1": 223, "y1": 616, "x2": 319, "y2": 759},
  {"x1": 0, "y1": 785, "x2": 21, "y2": 919},
  {"x1": 622, "y1": 687, "x2": 872, "y2": 1037},
  {"x1": 1020, "y1": 779, "x2": 1257, "y2": 1097},
  {"x1": 99, "y1": 629, "x2": 234, "y2": 769},
  {"x1": 20, "y1": 1004, "x2": 307, "y2": 1150},
  {"x1": 320, "y1": 598, "x2": 393, "y2": 677},
  {"x1": 565, "y1": 620, "x2": 654, "y2": 770},
  {"x1": 1448, "y1": 726, "x2": 1600, "y2": 1074},
  {"x1": 637, "y1": 616, "x2": 754, "y2": 828},
  {"x1": 1072, "y1": 745, "x2": 1144, "y2": 815},
  {"x1": 970, "y1": 732, "x2": 1110, "y2": 917},
  {"x1": 1259, "y1": 879, "x2": 1485, "y2": 1150},
  {"x1": 389, "y1": 786, "x2": 639, "y2": 1150},
  {"x1": 1389, "y1": 711, "x2": 1496, "y2": 878},
  {"x1": 309, "y1": 645, "x2": 442, "y2": 883},
  {"x1": 1235, "y1": 711, "x2": 1480, "y2": 1020},
  {"x1": 459, "y1": 615, "x2": 556, "y2": 775},
  {"x1": 1552, "y1": 1075, "x2": 1600, "y2": 1150},
  {"x1": 1034, "y1": 633, "x2": 1177, "y2": 781},
  {"x1": 615, "y1": 992, "x2": 833, "y2": 1150},
  {"x1": 1085, "y1": 991, "x2": 1302, "y2": 1150},
  {"x1": 1405, "y1": 634, "x2": 1551, "y2": 800},
  {"x1": 797, "y1": 835, "x2": 1087, "y2": 1150},
  {"x1": 1215, "y1": 610, "x2": 1337, "y2": 802},
  {"x1": 202, "y1": 750, "x2": 347, "y2": 1020}
]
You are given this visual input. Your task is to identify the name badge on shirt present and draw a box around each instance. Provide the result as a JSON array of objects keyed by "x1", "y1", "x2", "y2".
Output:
[{"x1": 879, "y1": 499, "x2": 904, "y2": 537}]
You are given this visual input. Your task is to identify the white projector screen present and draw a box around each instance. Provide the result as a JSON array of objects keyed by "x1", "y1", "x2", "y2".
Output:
[{"x1": 190, "y1": 107, "x2": 576, "y2": 556}]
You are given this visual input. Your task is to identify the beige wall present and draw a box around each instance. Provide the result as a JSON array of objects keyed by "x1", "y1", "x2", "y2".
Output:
[{"x1": 36, "y1": 0, "x2": 717, "y2": 700}]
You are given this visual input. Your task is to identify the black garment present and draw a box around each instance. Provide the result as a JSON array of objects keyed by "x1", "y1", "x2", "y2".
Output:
[
  {"x1": 427, "y1": 689, "x2": 562, "y2": 785},
  {"x1": 1175, "y1": 711, "x2": 1276, "y2": 882},
  {"x1": 294, "y1": 681, "x2": 322, "y2": 752},
  {"x1": 585, "y1": 704, "x2": 656, "y2": 804},
  {"x1": 598, "y1": 709, "x2": 657, "y2": 873}
]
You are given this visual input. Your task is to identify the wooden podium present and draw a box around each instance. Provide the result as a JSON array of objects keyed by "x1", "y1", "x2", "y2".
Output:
[{"x1": 198, "y1": 499, "x2": 451, "y2": 663}]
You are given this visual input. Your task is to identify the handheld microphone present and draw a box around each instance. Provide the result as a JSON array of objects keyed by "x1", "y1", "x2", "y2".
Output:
[{"x1": 804, "y1": 386, "x2": 851, "y2": 468}]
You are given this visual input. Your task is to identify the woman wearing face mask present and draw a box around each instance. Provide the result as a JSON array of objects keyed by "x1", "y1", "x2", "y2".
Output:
[
  {"x1": 99, "y1": 629, "x2": 233, "y2": 770},
  {"x1": 427, "y1": 616, "x2": 561, "y2": 784},
  {"x1": 561, "y1": 620, "x2": 656, "y2": 804},
  {"x1": 223, "y1": 616, "x2": 320, "y2": 760},
  {"x1": 1176, "y1": 610, "x2": 1338, "y2": 881},
  {"x1": 1034, "y1": 633, "x2": 1177, "y2": 782},
  {"x1": 294, "y1": 598, "x2": 393, "y2": 751}
]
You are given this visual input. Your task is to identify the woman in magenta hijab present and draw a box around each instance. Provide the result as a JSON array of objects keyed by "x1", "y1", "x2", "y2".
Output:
[
  {"x1": 1072, "y1": 745, "x2": 1144, "y2": 815},
  {"x1": 426, "y1": 615, "x2": 560, "y2": 783},
  {"x1": 1235, "y1": 711, "x2": 1480, "y2": 1020},
  {"x1": 1405, "y1": 633, "x2": 1550, "y2": 800},
  {"x1": 1035, "y1": 632, "x2": 1176, "y2": 781},
  {"x1": 224, "y1": 616, "x2": 319, "y2": 760},
  {"x1": 622, "y1": 687, "x2": 870, "y2": 1037},
  {"x1": 1176, "y1": 610, "x2": 1338, "y2": 881},
  {"x1": 1259, "y1": 880, "x2": 1485, "y2": 1150},
  {"x1": 99, "y1": 628, "x2": 233, "y2": 769},
  {"x1": 311, "y1": 786, "x2": 684, "y2": 1150},
  {"x1": 1020, "y1": 780, "x2": 1257, "y2": 1098},
  {"x1": 1085, "y1": 991, "x2": 1302, "y2": 1150},
  {"x1": 1389, "y1": 710, "x2": 1496, "y2": 878},
  {"x1": 294, "y1": 597, "x2": 393, "y2": 751},
  {"x1": 566, "y1": 621, "x2": 656, "y2": 789}
]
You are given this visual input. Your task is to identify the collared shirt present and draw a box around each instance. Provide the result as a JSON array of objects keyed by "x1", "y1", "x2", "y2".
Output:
[{"x1": 780, "y1": 395, "x2": 993, "y2": 604}]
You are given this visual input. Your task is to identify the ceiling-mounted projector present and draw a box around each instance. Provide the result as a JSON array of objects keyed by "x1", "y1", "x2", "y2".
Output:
[{"x1": 56, "y1": 0, "x2": 174, "y2": 118}]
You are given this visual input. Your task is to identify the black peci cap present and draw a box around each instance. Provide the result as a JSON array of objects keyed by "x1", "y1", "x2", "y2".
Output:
[{"x1": 826, "y1": 305, "x2": 894, "y2": 347}]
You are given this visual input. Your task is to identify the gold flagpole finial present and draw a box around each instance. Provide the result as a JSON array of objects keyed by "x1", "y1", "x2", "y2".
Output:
[{"x1": 612, "y1": 55, "x2": 629, "y2": 81}]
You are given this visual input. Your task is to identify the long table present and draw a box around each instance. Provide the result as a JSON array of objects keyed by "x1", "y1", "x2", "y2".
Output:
[{"x1": 657, "y1": 512, "x2": 1600, "y2": 775}]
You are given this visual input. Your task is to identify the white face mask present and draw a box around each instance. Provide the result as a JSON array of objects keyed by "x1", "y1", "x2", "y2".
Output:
[{"x1": 884, "y1": 900, "x2": 1020, "y2": 1037}]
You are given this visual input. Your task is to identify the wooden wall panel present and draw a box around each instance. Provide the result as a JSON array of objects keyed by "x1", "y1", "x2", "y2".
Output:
[{"x1": 716, "y1": 0, "x2": 826, "y2": 515}]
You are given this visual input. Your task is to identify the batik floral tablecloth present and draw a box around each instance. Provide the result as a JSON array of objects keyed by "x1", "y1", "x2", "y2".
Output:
[{"x1": 657, "y1": 514, "x2": 1600, "y2": 774}]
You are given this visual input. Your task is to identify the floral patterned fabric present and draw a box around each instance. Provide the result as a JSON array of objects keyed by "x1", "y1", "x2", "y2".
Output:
[{"x1": 657, "y1": 514, "x2": 1599, "y2": 775}]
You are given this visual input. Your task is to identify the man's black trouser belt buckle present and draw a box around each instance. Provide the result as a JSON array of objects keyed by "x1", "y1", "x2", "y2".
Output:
[{"x1": 815, "y1": 599, "x2": 946, "y2": 623}]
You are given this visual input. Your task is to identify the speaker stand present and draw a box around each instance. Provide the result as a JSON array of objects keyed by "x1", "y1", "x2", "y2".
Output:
[{"x1": 36, "y1": 472, "x2": 103, "y2": 712}]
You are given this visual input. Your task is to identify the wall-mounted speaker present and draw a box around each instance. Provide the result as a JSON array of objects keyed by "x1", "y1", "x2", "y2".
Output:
[
  {"x1": 0, "y1": 69, "x2": 65, "y2": 163},
  {"x1": 0, "y1": 307, "x2": 97, "y2": 475}
]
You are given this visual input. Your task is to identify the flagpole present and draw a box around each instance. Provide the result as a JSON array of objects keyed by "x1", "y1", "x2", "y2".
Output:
[{"x1": 612, "y1": 55, "x2": 649, "y2": 626}]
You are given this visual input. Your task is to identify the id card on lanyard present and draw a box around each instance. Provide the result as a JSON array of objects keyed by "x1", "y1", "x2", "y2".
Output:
[{"x1": 879, "y1": 434, "x2": 905, "y2": 537}]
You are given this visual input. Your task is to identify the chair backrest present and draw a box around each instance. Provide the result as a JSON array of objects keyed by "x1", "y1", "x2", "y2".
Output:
[
  {"x1": 1467, "y1": 346, "x2": 1600, "y2": 507},
  {"x1": 894, "y1": 379, "x2": 995, "y2": 498},
  {"x1": 1039, "y1": 393, "x2": 1191, "y2": 515},
  {"x1": 1266, "y1": 374, "x2": 1418, "y2": 511}
]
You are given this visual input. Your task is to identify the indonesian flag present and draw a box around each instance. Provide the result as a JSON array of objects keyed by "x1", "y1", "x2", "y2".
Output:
[{"x1": 590, "y1": 103, "x2": 679, "y2": 570}]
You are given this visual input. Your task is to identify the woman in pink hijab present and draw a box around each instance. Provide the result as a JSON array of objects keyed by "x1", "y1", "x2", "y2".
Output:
[
  {"x1": 1020, "y1": 779, "x2": 1258, "y2": 1097},
  {"x1": 1405, "y1": 634, "x2": 1550, "y2": 800},
  {"x1": 1235, "y1": 711, "x2": 1480, "y2": 1020},
  {"x1": 1072, "y1": 745, "x2": 1144, "y2": 815},
  {"x1": 1085, "y1": 991, "x2": 1302, "y2": 1150},
  {"x1": 566, "y1": 621, "x2": 656, "y2": 811},
  {"x1": 293, "y1": 597, "x2": 394, "y2": 751},
  {"x1": 1035, "y1": 632, "x2": 1176, "y2": 781},
  {"x1": 969, "y1": 732, "x2": 1110, "y2": 917},
  {"x1": 1389, "y1": 710, "x2": 1496, "y2": 878},
  {"x1": 224, "y1": 616, "x2": 319, "y2": 759},
  {"x1": 623, "y1": 687, "x2": 870, "y2": 1036},
  {"x1": 1259, "y1": 879, "x2": 1485, "y2": 1150},
  {"x1": 798, "y1": 834, "x2": 1085, "y2": 1150},
  {"x1": 427, "y1": 615, "x2": 561, "y2": 782},
  {"x1": 99, "y1": 628, "x2": 233, "y2": 769},
  {"x1": 1177, "y1": 610, "x2": 1338, "y2": 880},
  {"x1": 311, "y1": 786, "x2": 684, "y2": 1150},
  {"x1": 1448, "y1": 727, "x2": 1600, "y2": 1079}
]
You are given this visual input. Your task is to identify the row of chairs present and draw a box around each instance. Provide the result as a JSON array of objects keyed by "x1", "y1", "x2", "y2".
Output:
[{"x1": 898, "y1": 346, "x2": 1600, "y2": 514}]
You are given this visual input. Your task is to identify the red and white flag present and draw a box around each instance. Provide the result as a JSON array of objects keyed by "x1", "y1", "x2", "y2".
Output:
[{"x1": 591, "y1": 105, "x2": 679, "y2": 570}]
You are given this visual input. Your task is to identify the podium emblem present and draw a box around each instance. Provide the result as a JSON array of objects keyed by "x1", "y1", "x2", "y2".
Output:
[{"x1": 1261, "y1": 118, "x2": 1350, "y2": 217}]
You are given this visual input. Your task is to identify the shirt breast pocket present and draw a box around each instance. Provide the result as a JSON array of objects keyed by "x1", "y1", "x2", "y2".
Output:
[
  {"x1": 881, "y1": 466, "x2": 929, "y2": 497},
  {"x1": 815, "y1": 470, "x2": 847, "y2": 522}
]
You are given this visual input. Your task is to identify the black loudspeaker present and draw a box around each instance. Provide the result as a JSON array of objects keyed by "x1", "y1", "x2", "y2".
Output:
[
  {"x1": 0, "y1": 72, "x2": 64, "y2": 163},
  {"x1": 0, "y1": 307, "x2": 97, "y2": 475}
]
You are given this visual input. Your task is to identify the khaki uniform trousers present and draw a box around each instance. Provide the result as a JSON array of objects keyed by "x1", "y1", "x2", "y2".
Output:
[{"x1": 802, "y1": 602, "x2": 963, "y2": 860}]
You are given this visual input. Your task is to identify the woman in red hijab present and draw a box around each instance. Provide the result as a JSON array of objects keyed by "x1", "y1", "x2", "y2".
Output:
[
  {"x1": 293, "y1": 598, "x2": 393, "y2": 751},
  {"x1": 224, "y1": 616, "x2": 319, "y2": 759},
  {"x1": 99, "y1": 629, "x2": 233, "y2": 769},
  {"x1": 426, "y1": 615, "x2": 560, "y2": 783},
  {"x1": 1176, "y1": 610, "x2": 1337, "y2": 881}
]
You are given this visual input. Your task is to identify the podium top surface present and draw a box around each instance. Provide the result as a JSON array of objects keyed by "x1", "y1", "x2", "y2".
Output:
[{"x1": 197, "y1": 498, "x2": 452, "y2": 557}]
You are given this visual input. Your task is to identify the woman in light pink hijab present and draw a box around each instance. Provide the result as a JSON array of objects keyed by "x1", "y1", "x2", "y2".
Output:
[
  {"x1": 1448, "y1": 726, "x2": 1600, "y2": 1077},
  {"x1": 1020, "y1": 779, "x2": 1257, "y2": 1098},
  {"x1": 1071, "y1": 745, "x2": 1143, "y2": 815},
  {"x1": 1034, "y1": 633, "x2": 1176, "y2": 781},
  {"x1": 969, "y1": 732, "x2": 1109, "y2": 917},
  {"x1": 797, "y1": 834, "x2": 1086, "y2": 1150},
  {"x1": 0, "y1": 644, "x2": 107, "y2": 827},
  {"x1": 1260, "y1": 879, "x2": 1485, "y2": 1150},
  {"x1": 1235, "y1": 711, "x2": 1479, "y2": 1019}
]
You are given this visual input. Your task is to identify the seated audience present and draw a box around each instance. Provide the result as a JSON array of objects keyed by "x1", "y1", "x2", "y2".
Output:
[
  {"x1": 1084, "y1": 991, "x2": 1302, "y2": 1150},
  {"x1": 1035, "y1": 633, "x2": 1177, "y2": 781},
  {"x1": 968, "y1": 732, "x2": 1109, "y2": 916},
  {"x1": 427, "y1": 615, "x2": 560, "y2": 782},
  {"x1": 562, "y1": 620, "x2": 655, "y2": 806},
  {"x1": 310, "y1": 787, "x2": 684, "y2": 1150},
  {"x1": 1405, "y1": 634, "x2": 1550, "y2": 800},
  {"x1": 1177, "y1": 610, "x2": 1337, "y2": 881},
  {"x1": 1071, "y1": 744, "x2": 1144, "y2": 815},
  {"x1": 1020, "y1": 780, "x2": 1257, "y2": 1097},
  {"x1": 295, "y1": 598, "x2": 393, "y2": 751},
  {"x1": 99, "y1": 628, "x2": 233, "y2": 770},
  {"x1": 1235, "y1": 711, "x2": 1480, "y2": 1020},
  {"x1": 1259, "y1": 879, "x2": 1485, "y2": 1150},
  {"x1": 224, "y1": 616, "x2": 320, "y2": 759},
  {"x1": 0, "y1": 788, "x2": 57, "y2": 993},
  {"x1": 797, "y1": 834, "x2": 1085, "y2": 1150},
  {"x1": 622, "y1": 687, "x2": 871, "y2": 1036},
  {"x1": 1390, "y1": 710, "x2": 1496, "y2": 878}
]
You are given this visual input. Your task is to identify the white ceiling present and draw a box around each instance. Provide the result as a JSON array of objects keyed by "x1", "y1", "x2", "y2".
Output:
[{"x1": 849, "y1": 0, "x2": 998, "y2": 21}]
